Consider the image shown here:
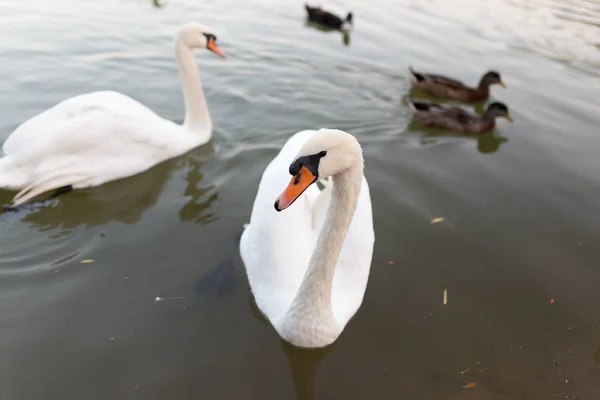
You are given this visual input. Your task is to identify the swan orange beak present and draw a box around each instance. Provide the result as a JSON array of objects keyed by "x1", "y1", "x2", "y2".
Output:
[
  {"x1": 274, "y1": 166, "x2": 317, "y2": 211},
  {"x1": 207, "y1": 37, "x2": 226, "y2": 58}
]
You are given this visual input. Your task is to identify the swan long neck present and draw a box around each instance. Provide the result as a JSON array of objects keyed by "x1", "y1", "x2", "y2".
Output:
[
  {"x1": 176, "y1": 39, "x2": 212, "y2": 136},
  {"x1": 285, "y1": 160, "x2": 363, "y2": 324}
]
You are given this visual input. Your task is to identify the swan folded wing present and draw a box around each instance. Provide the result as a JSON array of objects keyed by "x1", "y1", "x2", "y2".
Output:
[
  {"x1": 330, "y1": 176, "x2": 374, "y2": 323},
  {"x1": 3, "y1": 91, "x2": 159, "y2": 155},
  {"x1": 242, "y1": 167, "x2": 319, "y2": 317},
  {"x1": 4, "y1": 108, "x2": 177, "y2": 204},
  {"x1": 243, "y1": 203, "x2": 316, "y2": 319}
]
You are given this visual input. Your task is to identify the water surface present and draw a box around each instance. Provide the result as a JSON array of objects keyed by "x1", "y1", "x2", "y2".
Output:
[{"x1": 0, "y1": 0, "x2": 599, "y2": 398}]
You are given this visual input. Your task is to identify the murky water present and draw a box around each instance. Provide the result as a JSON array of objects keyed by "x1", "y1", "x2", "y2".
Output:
[{"x1": 0, "y1": 0, "x2": 599, "y2": 398}]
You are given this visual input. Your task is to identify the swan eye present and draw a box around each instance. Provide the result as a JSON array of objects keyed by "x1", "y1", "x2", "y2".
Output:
[
  {"x1": 203, "y1": 33, "x2": 226, "y2": 57},
  {"x1": 203, "y1": 33, "x2": 217, "y2": 43},
  {"x1": 319, "y1": 151, "x2": 327, "y2": 157}
]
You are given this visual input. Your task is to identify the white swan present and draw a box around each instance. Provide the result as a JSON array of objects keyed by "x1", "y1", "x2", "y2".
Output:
[
  {"x1": 240, "y1": 128, "x2": 375, "y2": 348},
  {"x1": 0, "y1": 22, "x2": 225, "y2": 207}
]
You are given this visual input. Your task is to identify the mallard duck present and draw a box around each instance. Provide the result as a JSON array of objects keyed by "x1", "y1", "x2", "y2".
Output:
[
  {"x1": 408, "y1": 100, "x2": 512, "y2": 134},
  {"x1": 305, "y1": 4, "x2": 353, "y2": 32},
  {"x1": 408, "y1": 67, "x2": 505, "y2": 102}
]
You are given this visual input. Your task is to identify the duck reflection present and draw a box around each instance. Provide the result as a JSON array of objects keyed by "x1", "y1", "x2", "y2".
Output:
[
  {"x1": 247, "y1": 292, "x2": 334, "y2": 400},
  {"x1": 0, "y1": 143, "x2": 217, "y2": 229},
  {"x1": 304, "y1": 22, "x2": 351, "y2": 47}
]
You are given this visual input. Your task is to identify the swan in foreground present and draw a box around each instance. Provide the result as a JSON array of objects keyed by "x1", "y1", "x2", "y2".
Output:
[
  {"x1": 240, "y1": 129, "x2": 375, "y2": 348},
  {"x1": 0, "y1": 22, "x2": 225, "y2": 207}
]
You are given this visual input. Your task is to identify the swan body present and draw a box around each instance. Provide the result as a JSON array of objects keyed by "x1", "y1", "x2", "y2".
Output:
[
  {"x1": 0, "y1": 22, "x2": 225, "y2": 206},
  {"x1": 240, "y1": 129, "x2": 374, "y2": 348}
]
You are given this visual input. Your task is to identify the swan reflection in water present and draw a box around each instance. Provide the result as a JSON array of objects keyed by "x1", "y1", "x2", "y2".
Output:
[
  {"x1": 281, "y1": 339, "x2": 333, "y2": 400},
  {"x1": 247, "y1": 292, "x2": 334, "y2": 400},
  {"x1": 0, "y1": 143, "x2": 218, "y2": 229}
]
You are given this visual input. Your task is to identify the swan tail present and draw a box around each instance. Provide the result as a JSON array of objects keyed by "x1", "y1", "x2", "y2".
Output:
[
  {"x1": 0, "y1": 156, "x2": 30, "y2": 190},
  {"x1": 12, "y1": 174, "x2": 85, "y2": 206}
]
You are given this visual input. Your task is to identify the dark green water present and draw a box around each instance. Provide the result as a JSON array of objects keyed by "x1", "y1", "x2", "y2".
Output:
[{"x1": 0, "y1": 0, "x2": 599, "y2": 398}]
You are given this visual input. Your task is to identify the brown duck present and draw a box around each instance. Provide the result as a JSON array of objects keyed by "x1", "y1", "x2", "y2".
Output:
[
  {"x1": 408, "y1": 100, "x2": 512, "y2": 134},
  {"x1": 408, "y1": 67, "x2": 505, "y2": 102}
]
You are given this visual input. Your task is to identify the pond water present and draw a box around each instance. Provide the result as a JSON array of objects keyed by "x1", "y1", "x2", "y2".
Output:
[{"x1": 0, "y1": 0, "x2": 599, "y2": 398}]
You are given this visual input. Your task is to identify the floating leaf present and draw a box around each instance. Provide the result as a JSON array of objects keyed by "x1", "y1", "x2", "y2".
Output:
[
  {"x1": 80, "y1": 259, "x2": 95, "y2": 264},
  {"x1": 550, "y1": 298, "x2": 555, "y2": 304},
  {"x1": 431, "y1": 217, "x2": 444, "y2": 224},
  {"x1": 443, "y1": 289, "x2": 448, "y2": 305},
  {"x1": 460, "y1": 368, "x2": 470, "y2": 375},
  {"x1": 461, "y1": 382, "x2": 477, "y2": 389},
  {"x1": 387, "y1": 260, "x2": 395, "y2": 265}
]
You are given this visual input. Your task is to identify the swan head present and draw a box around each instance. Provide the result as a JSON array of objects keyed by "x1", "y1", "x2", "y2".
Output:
[
  {"x1": 275, "y1": 129, "x2": 362, "y2": 211},
  {"x1": 177, "y1": 22, "x2": 226, "y2": 57}
]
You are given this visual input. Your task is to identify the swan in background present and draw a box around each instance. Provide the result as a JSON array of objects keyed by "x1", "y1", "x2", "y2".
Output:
[
  {"x1": 240, "y1": 128, "x2": 375, "y2": 348},
  {"x1": 0, "y1": 22, "x2": 225, "y2": 207}
]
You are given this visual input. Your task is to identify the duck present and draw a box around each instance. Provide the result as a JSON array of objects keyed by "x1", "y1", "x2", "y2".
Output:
[
  {"x1": 0, "y1": 22, "x2": 225, "y2": 207},
  {"x1": 408, "y1": 67, "x2": 505, "y2": 102},
  {"x1": 239, "y1": 128, "x2": 374, "y2": 348},
  {"x1": 408, "y1": 100, "x2": 513, "y2": 134},
  {"x1": 305, "y1": 4, "x2": 353, "y2": 32}
]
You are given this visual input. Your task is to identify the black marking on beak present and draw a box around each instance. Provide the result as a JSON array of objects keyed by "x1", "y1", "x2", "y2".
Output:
[{"x1": 289, "y1": 151, "x2": 327, "y2": 177}]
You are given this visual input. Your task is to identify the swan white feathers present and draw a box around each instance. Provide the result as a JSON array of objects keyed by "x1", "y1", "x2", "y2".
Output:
[
  {"x1": 0, "y1": 22, "x2": 225, "y2": 206},
  {"x1": 240, "y1": 128, "x2": 375, "y2": 348}
]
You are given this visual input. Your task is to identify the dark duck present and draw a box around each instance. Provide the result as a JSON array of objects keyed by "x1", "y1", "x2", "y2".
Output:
[
  {"x1": 304, "y1": 4, "x2": 353, "y2": 32},
  {"x1": 409, "y1": 67, "x2": 505, "y2": 102},
  {"x1": 408, "y1": 100, "x2": 513, "y2": 134}
]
